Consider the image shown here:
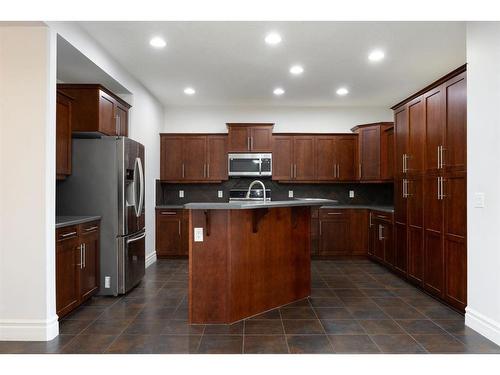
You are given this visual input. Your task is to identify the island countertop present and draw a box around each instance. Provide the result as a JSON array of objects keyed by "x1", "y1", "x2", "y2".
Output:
[{"x1": 184, "y1": 199, "x2": 337, "y2": 210}]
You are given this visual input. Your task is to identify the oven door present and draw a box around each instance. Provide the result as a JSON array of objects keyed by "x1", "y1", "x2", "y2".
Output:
[{"x1": 228, "y1": 153, "x2": 262, "y2": 176}]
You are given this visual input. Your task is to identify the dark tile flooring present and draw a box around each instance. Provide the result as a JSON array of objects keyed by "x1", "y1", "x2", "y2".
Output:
[{"x1": 1, "y1": 258, "x2": 500, "y2": 354}]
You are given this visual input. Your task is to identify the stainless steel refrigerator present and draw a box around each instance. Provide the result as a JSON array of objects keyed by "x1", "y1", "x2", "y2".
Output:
[{"x1": 57, "y1": 136, "x2": 145, "y2": 296}]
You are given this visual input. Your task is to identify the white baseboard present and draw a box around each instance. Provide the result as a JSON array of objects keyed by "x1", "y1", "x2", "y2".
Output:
[
  {"x1": 465, "y1": 307, "x2": 500, "y2": 346},
  {"x1": 145, "y1": 251, "x2": 157, "y2": 268},
  {"x1": 0, "y1": 315, "x2": 59, "y2": 341}
]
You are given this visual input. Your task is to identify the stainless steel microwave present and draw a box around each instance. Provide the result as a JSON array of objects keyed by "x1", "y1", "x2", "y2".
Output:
[{"x1": 228, "y1": 153, "x2": 272, "y2": 177}]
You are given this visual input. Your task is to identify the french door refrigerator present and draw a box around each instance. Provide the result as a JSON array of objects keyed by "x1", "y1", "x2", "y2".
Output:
[{"x1": 57, "y1": 136, "x2": 145, "y2": 295}]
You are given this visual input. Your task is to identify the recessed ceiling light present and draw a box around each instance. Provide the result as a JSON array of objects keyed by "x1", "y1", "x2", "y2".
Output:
[
  {"x1": 149, "y1": 36, "x2": 166, "y2": 49},
  {"x1": 368, "y1": 49, "x2": 385, "y2": 62},
  {"x1": 336, "y1": 87, "x2": 349, "y2": 96},
  {"x1": 273, "y1": 87, "x2": 285, "y2": 96},
  {"x1": 289, "y1": 65, "x2": 304, "y2": 75},
  {"x1": 184, "y1": 87, "x2": 196, "y2": 95},
  {"x1": 265, "y1": 32, "x2": 282, "y2": 45}
]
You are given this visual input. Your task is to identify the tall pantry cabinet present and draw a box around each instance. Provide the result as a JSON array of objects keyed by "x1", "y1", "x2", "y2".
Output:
[{"x1": 392, "y1": 66, "x2": 467, "y2": 312}]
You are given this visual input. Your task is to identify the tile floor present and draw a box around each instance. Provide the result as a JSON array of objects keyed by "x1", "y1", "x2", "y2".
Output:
[{"x1": 1, "y1": 258, "x2": 499, "y2": 354}]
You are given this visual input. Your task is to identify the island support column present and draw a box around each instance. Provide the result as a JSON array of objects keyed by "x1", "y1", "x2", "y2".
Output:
[{"x1": 188, "y1": 207, "x2": 311, "y2": 324}]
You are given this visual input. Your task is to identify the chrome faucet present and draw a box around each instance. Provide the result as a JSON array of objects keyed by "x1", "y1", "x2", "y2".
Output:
[{"x1": 246, "y1": 180, "x2": 267, "y2": 202}]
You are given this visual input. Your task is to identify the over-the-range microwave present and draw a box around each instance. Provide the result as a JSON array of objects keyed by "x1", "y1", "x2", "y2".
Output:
[{"x1": 228, "y1": 153, "x2": 272, "y2": 177}]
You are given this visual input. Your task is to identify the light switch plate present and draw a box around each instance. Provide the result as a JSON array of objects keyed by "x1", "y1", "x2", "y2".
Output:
[
  {"x1": 288, "y1": 190, "x2": 294, "y2": 198},
  {"x1": 194, "y1": 228, "x2": 204, "y2": 242},
  {"x1": 179, "y1": 190, "x2": 184, "y2": 198},
  {"x1": 474, "y1": 192, "x2": 485, "y2": 208},
  {"x1": 349, "y1": 190, "x2": 355, "y2": 198},
  {"x1": 218, "y1": 190, "x2": 223, "y2": 198}
]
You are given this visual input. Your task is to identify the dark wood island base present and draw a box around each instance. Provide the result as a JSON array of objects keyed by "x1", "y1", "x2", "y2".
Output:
[{"x1": 188, "y1": 206, "x2": 311, "y2": 324}]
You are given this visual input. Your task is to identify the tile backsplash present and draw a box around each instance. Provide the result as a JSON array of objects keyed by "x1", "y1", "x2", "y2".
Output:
[{"x1": 156, "y1": 178, "x2": 393, "y2": 206}]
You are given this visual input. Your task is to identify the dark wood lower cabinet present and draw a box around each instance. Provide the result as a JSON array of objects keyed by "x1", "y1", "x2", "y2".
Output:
[
  {"x1": 156, "y1": 209, "x2": 188, "y2": 257},
  {"x1": 368, "y1": 211, "x2": 394, "y2": 265},
  {"x1": 56, "y1": 220, "x2": 100, "y2": 319}
]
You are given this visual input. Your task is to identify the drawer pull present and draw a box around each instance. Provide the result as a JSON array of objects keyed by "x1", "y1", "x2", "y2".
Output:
[
  {"x1": 84, "y1": 226, "x2": 99, "y2": 232},
  {"x1": 160, "y1": 211, "x2": 178, "y2": 215},
  {"x1": 327, "y1": 212, "x2": 342, "y2": 215},
  {"x1": 376, "y1": 215, "x2": 388, "y2": 219},
  {"x1": 60, "y1": 231, "x2": 77, "y2": 238}
]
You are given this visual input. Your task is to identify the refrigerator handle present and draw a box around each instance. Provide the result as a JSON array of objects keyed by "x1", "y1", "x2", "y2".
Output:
[{"x1": 134, "y1": 157, "x2": 145, "y2": 217}]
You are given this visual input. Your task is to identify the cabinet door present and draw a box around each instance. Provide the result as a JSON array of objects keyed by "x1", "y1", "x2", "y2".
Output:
[
  {"x1": 207, "y1": 136, "x2": 228, "y2": 181},
  {"x1": 373, "y1": 222, "x2": 385, "y2": 261},
  {"x1": 394, "y1": 222, "x2": 408, "y2": 274},
  {"x1": 160, "y1": 136, "x2": 184, "y2": 181},
  {"x1": 350, "y1": 210, "x2": 368, "y2": 255},
  {"x1": 56, "y1": 228, "x2": 80, "y2": 318},
  {"x1": 381, "y1": 128, "x2": 394, "y2": 180},
  {"x1": 311, "y1": 208, "x2": 319, "y2": 257},
  {"x1": 383, "y1": 223, "x2": 395, "y2": 267},
  {"x1": 444, "y1": 72, "x2": 467, "y2": 173},
  {"x1": 115, "y1": 103, "x2": 129, "y2": 137},
  {"x1": 228, "y1": 126, "x2": 250, "y2": 152},
  {"x1": 56, "y1": 92, "x2": 72, "y2": 179},
  {"x1": 394, "y1": 106, "x2": 408, "y2": 176},
  {"x1": 80, "y1": 223, "x2": 100, "y2": 301},
  {"x1": 407, "y1": 97, "x2": 425, "y2": 174},
  {"x1": 368, "y1": 214, "x2": 376, "y2": 257},
  {"x1": 407, "y1": 176, "x2": 424, "y2": 283},
  {"x1": 156, "y1": 210, "x2": 183, "y2": 257},
  {"x1": 443, "y1": 172, "x2": 467, "y2": 311},
  {"x1": 250, "y1": 126, "x2": 273, "y2": 152},
  {"x1": 319, "y1": 217, "x2": 350, "y2": 256},
  {"x1": 98, "y1": 90, "x2": 117, "y2": 136},
  {"x1": 293, "y1": 136, "x2": 315, "y2": 180},
  {"x1": 183, "y1": 137, "x2": 207, "y2": 180},
  {"x1": 336, "y1": 135, "x2": 358, "y2": 181},
  {"x1": 359, "y1": 126, "x2": 380, "y2": 180},
  {"x1": 424, "y1": 86, "x2": 445, "y2": 174},
  {"x1": 394, "y1": 178, "x2": 407, "y2": 224},
  {"x1": 315, "y1": 136, "x2": 336, "y2": 180},
  {"x1": 272, "y1": 136, "x2": 293, "y2": 180},
  {"x1": 423, "y1": 174, "x2": 444, "y2": 296}
]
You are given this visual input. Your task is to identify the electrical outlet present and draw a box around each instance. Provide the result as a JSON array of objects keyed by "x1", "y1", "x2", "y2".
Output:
[
  {"x1": 104, "y1": 276, "x2": 111, "y2": 288},
  {"x1": 179, "y1": 190, "x2": 184, "y2": 198},
  {"x1": 288, "y1": 190, "x2": 294, "y2": 198},
  {"x1": 474, "y1": 192, "x2": 485, "y2": 208},
  {"x1": 349, "y1": 190, "x2": 355, "y2": 198},
  {"x1": 194, "y1": 228, "x2": 204, "y2": 242},
  {"x1": 218, "y1": 190, "x2": 223, "y2": 198}
]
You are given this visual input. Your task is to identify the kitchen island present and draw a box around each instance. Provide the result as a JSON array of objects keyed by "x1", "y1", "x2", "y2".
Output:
[{"x1": 186, "y1": 199, "x2": 334, "y2": 324}]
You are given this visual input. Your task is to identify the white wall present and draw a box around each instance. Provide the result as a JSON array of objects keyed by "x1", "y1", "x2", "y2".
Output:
[
  {"x1": 465, "y1": 22, "x2": 500, "y2": 345},
  {"x1": 49, "y1": 22, "x2": 164, "y2": 266},
  {"x1": 162, "y1": 105, "x2": 393, "y2": 133},
  {"x1": 0, "y1": 25, "x2": 58, "y2": 340}
]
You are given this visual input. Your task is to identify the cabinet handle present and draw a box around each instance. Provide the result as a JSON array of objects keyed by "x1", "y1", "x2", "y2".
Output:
[
  {"x1": 327, "y1": 212, "x2": 342, "y2": 215},
  {"x1": 369, "y1": 212, "x2": 373, "y2": 227},
  {"x1": 440, "y1": 146, "x2": 446, "y2": 169},
  {"x1": 84, "y1": 226, "x2": 98, "y2": 232},
  {"x1": 178, "y1": 221, "x2": 181, "y2": 236},
  {"x1": 437, "y1": 177, "x2": 441, "y2": 200},
  {"x1": 333, "y1": 162, "x2": 336, "y2": 178},
  {"x1": 182, "y1": 163, "x2": 185, "y2": 178},
  {"x1": 294, "y1": 164, "x2": 297, "y2": 179},
  {"x1": 83, "y1": 243, "x2": 86, "y2": 268},
  {"x1": 437, "y1": 146, "x2": 441, "y2": 169},
  {"x1": 290, "y1": 164, "x2": 293, "y2": 179},
  {"x1": 207, "y1": 164, "x2": 210, "y2": 178},
  {"x1": 376, "y1": 215, "x2": 387, "y2": 219},
  {"x1": 60, "y1": 231, "x2": 77, "y2": 238},
  {"x1": 251, "y1": 137, "x2": 254, "y2": 150},
  {"x1": 160, "y1": 211, "x2": 177, "y2": 215},
  {"x1": 337, "y1": 164, "x2": 340, "y2": 179},
  {"x1": 79, "y1": 244, "x2": 83, "y2": 269}
]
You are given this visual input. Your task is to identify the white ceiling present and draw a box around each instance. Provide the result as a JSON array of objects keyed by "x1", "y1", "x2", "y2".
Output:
[{"x1": 76, "y1": 21, "x2": 466, "y2": 107}]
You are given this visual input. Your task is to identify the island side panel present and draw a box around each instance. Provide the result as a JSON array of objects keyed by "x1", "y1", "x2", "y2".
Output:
[
  {"x1": 228, "y1": 207, "x2": 311, "y2": 322},
  {"x1": 189, "y1": 209, "x2": 229, "y2": 323}
]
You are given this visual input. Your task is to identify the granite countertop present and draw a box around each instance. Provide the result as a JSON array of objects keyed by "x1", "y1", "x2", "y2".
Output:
[
  {"x1": 320, "y1": 204, "x2": 394, "y2": 213},
  {"x1": 56, "y1": 215, "x2": 101, "y2": 228},
  {"x1": 156, "y1": 205, "x2": 185, "y2": 209},
  {"x1": 184, "y1": 199, "x2": 337, "y2": 210}
]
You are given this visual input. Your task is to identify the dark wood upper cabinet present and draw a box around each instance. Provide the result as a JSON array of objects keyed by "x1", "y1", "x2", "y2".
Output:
[
  {"x1": 160, "y1": 134, "x2": 228, "y2": 182},
  {"x1": 407, "y1": 97, "x2": 425, "y2": 174},
  {"x1": 381, "y1": 127, "x2": 394, "y2": 180},
  {"x1": 394, "y1": 107, "x2": 409, "y2": 177},
  {"x1": 293, "y1": 136, "x2": 316, "y2": 181},
  {"x1": 207, "y1": 135, "x2": 228, "y2": 181},
  {"x1": 315, "y1": 136, "x2": 336, "y2": 180},
  {"x1": 352, "y1": 122, "x2": 394, "y2": 182},
  {"x1": 56, "y1": 91, "x2": 73, "y2": 180},
  {"x1": 227, "y1": 123, "x2": 273, "y2": 152},
  {"x1": 335, "y1": 135, "x2": 358, "y2": 181},
  {"x1": 57, "y1": 84, "x2": 131, "y2": 137},
  {"x1": 272, "y1": 135, "x2": 294, "y2": 180}
]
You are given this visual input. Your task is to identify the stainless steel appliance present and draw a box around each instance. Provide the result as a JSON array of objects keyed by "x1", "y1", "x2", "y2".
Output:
[
  {"x1": 229, "y1": 187, "x2": 271, "y2": 201},
  {"x1": 228, "y1": 153, "x2": 272, "y2": 177},
  {"x1": 57, "y1": 136, "x2": 145, "y2": 296}
]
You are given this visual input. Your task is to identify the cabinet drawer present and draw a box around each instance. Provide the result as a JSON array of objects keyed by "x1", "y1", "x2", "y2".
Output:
[
  {"x1": 157, "y1": 209, "x2": 183, "y2": 217},
  {"x1": 319, "y1": 209, "x2": 349, "y2": 219},
  {"x1": 80, "y1": 220, "x2": 100, "y2": 233},
  {"x1": 56, "y1": 225, "x2": 79, "y2": 242},
  {"x1": 370, "y1": 211, "x2": 393, "y2": 222}
]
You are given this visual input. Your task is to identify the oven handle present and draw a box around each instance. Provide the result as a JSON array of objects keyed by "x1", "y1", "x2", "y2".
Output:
[{"x1": 127, "y1": 231, "x2": 146, "y2": 244}]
